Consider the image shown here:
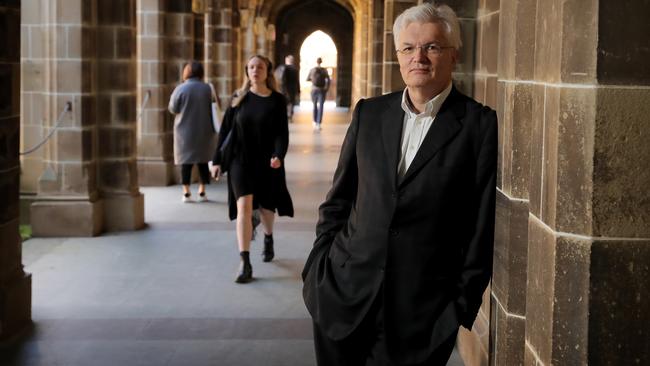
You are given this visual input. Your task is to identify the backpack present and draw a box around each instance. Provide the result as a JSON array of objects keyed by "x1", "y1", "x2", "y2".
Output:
[{"x1": 311, "y1": 67, "x2": 328, "y2": 88}]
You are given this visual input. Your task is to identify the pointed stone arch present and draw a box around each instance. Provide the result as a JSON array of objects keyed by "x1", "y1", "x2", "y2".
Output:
[{"x1": 270, "y1": 0, "x2": 354, "y2": 107}]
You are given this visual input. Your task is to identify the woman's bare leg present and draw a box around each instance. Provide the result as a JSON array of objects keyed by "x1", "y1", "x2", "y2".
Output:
[
  {"x1": 259, "y1": 208, "x2": 275, "y2": 236},
  {"x1": 236, "y1": 195, "x2": 253, "y2": 252}
]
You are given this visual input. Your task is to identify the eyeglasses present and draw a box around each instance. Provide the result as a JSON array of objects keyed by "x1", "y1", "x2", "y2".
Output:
[{"x1": 395, "y1": 43, "x2": 454, "y2": 56}]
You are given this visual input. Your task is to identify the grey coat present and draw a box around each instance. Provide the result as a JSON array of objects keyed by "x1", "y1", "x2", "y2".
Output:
[{"x1": 168, "y1": 78, "x2": 217, "y2": 164}]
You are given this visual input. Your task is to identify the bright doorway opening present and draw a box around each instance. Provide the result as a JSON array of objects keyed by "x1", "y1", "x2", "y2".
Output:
[{"x1": 299, "y1": 30, "x2": 338, "y2": 102}]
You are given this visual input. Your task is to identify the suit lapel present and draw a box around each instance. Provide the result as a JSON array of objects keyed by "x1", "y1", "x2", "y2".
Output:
[
  {"x1": 380, "y1": 92, "x2": 405, "y2": 189},
  {"x1": 398, "y1": 87, "x2": 465, "y2": 188}
]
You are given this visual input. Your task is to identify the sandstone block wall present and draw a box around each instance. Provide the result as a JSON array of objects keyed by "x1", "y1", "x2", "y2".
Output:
[{"x1": 458, "y1": 0, "x2": 650, "y2": 365}]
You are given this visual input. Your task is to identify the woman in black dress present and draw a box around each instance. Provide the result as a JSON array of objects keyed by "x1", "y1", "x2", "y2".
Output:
[{"x1": 211, "y1": 55, "x2": 294, "y2": 283}]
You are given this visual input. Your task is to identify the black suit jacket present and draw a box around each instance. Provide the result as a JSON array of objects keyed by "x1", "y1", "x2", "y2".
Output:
[{"x1": 302, "y1": 86, "x2": 497, "y2": 364}]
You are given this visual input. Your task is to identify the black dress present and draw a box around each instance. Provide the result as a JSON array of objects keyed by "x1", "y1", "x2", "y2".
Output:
[{"x1": 213, "y1": 91, "x2": 294, "y2": 220}]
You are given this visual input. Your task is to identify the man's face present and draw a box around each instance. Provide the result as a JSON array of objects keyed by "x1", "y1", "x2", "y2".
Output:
[{"x1": 397, "y1": 21, "x2": 457, "y2": 93}]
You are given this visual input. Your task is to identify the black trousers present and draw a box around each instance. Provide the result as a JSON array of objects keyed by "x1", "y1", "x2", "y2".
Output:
[
  {"x1": 181, "y1": 163, "x2": 210, "y2": 185},
  {"x1": 312, "y1": 294, "x2": 458, "y2": 366}
]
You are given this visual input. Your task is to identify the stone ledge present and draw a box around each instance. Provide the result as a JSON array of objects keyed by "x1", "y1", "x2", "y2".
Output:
[
  {"x1": 103, "y1": 193, "x2": 145, "y2": 232},
  {"x1": 137, "y1": 160, "x2": 176, "y2": 186},
  {"x1": 31, "y1": 199, "x2": 103, "y2": 237}
]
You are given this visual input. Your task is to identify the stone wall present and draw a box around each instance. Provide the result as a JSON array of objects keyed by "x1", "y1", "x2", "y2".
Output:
[
  {"x1": 23, "y1": 0, "x2": 144, "y2": 236},
  {"x1": 365, "y1": 0, "x2": 384, "y2": 98},
  {"x1": 136, "y1": 0, "x2": 174, "y2": 185},
  {"x1": 458, "y1": 0, "x2": 650, "y2": 365},
  {"x1": 96, "y1": 0, "x2": 144, "y2": 231},
  {"x1": 0, "y1": 0, "x2": 32, "y2": 341}
]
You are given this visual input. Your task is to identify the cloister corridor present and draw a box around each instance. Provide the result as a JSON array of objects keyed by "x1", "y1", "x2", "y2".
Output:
[{"x1": 1, "y1": 1, "x2": 649, "y2": 365}]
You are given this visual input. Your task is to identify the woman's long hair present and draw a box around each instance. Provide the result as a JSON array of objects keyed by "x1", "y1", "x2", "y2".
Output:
[{"x1": 231, "y1": 55, "x2": 278, "y2": 107}]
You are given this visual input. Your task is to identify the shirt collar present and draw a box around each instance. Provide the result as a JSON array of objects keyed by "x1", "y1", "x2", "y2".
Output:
[{"x1": 400, "y1": 82, "x2": 453, "y2": 119}]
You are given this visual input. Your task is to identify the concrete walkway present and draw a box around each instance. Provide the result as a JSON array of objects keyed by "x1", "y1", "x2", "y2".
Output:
[{"x1": 3, "y1": 102, "x2": 464, "y2": 366}]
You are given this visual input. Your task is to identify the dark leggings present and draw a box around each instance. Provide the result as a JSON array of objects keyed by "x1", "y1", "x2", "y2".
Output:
[{"x1": 181, "y1": 163, "x2": 210, "y2": 185}]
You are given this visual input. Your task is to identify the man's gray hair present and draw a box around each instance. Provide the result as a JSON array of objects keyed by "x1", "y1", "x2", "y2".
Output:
[{"x1": 393, "y1": 3, "x2": 462, "y2": 50}]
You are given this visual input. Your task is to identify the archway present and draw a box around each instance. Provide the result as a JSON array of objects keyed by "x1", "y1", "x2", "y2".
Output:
[
  {"x1": 299, "y1": 30, "x2": 338, "y2": 102},
  {"x1": 273, "y1": 0, "x2": 353, "y2": 107}
]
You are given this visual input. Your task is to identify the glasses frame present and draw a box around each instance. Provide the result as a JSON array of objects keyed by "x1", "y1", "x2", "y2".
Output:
[{"x1": 395, "y1": 43, "x2": 455, "y2": 57}]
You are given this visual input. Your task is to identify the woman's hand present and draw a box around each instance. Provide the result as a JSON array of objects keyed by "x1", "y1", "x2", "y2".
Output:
[
  {"x1": 270, "y1": 157, "x2": 282, "y2": 169},
  {"x1": 211, "y1": 164, "x2": 221, "y2": 180}
]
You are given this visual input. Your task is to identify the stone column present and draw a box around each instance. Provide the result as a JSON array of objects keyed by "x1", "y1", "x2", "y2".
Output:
[
  {"x1": 352, "y1": 5, "x2": 368, "y2": 102},
  {"x1": 381, "y1": 0, "x2": 416, "y2": 94},
  {"x1": 0, "y1": 0, "x2": 32, "y2": 341},
  {"x1": 231, "y1": 5, "x2": 242, "y2": 94},
  {"x1": 204, "y1": 0, "x2": 219, "y2": 88},
  {"x1": 207, "y1": 0, "x2": 235, "y2": 103},
  {"x1": 136, "y1": 0, "x2": 175, "y2": 186},
  {"x1": 525, "y1": 1, "x2": 650, "y2": 364},
  {"x1": 193, "y1": 12, "x2": 205, "y2": 61},
  {"x1": 164, "y1": 1, "x2": 194, "y2": 182},
  {"x1": 253, "y1": 16, "x2": 267, "y2": 55},
  {"x1": 366, "y1": 0, "x2": 384, "y2": 98},
  {"x1": 453, "y1": 2, "x2": 494, "y2": 365},
  {"x1": 27, "y1": 0, "x2": 104, "y2": 236},
  {"x1": 96, "y1": 0, "x2": 144, "y2": 231},
  {"x1": 27, "y1": 0, "x2": 144, "y2": 236}
]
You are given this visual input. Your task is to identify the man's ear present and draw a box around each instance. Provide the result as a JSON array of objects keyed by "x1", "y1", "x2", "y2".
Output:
[{"x1": 451, "y1": 49, "x2": 460, "y2": 66}]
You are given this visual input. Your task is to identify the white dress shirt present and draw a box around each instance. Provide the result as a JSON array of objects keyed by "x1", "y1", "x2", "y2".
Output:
[{"x1": 397, "y1": 83, "x2": 453, "y2": 177}]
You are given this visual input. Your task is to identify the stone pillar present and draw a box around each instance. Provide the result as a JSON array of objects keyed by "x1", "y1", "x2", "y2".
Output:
[
  {"x1": 26, "y1": 0, "x2": 144, "y2": 236},
  {"x1": 352, "y1": 5, "x2": 368, "y2": 102},
  {"x1": 381, "y1": 0, "x2": 416, "y2": 94},
  {"x1": 0, "y1": 0, "x2": 32, "y2": 341},
  {"x1": 525, "y1": 0, "x2": 650, "y2": 364},
  {"x1": 442, "y1": 0, "x2": 478, "y2": 97},
  {"x1": 27, "y1": 0, "x2": 104, "y2": 236},
  {"x1": 366, "y1": 0, "x2": 384, "y2": 98},
  {"x1": 455, "y1": 1, "x2": 493, "y2": 365},
  {"x1": 207, "y1": 0, "x2": 235, "y2": 104},
  {"x1": 239, "y1": 8, "x2": 254, "y2": 61},
  {"x1": 136, "y1": 0, "x2": 175, "y2": 186},
  {"x1": 96, "y1": 0, "x2": 144, "y2": 231},
  {"x1": 253, "y1": 16, "x2": 267, "y2": 55},
  {"x1": 164, "y1": 1, "x2": 194, "y2": 182},
  {"x1": 193, "y1": 13, "x2": 205, "y2": 61},
  {"x1": 231, "y1": 5, "x2": 243, "y2": 93}
]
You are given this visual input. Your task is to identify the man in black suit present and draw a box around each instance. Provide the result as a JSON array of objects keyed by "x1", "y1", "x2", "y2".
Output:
[{"x1": 302, "y1": 3, "x2": 497, "y2": 365}]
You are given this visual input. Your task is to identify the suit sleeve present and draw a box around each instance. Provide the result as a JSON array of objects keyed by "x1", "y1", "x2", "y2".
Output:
[
  {"x1": 301, "y1": 99, "x2": 362, "y2": 279},
  {"x1": 456, "y1": 107, "x2": 498, "y2": 329}
]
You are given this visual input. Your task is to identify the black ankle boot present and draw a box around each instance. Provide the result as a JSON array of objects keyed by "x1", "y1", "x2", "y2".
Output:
[
  {"x1": 262, "y1": 234, "x2": 274, "y2": 262},
  {"x1": 236, "y1": 251, "x2": 253, "y2": 283}
]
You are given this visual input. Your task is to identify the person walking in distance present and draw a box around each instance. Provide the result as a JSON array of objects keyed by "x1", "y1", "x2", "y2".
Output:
[
  {"x1": 307, "y1": 57, "x2": 330, "y2": 131},
  {"x1": 275, "y1": 55, "x2": 301, "y2": 123},
  {"x1": 211, "y1": 55, "x2": 294, "y2": 284},
  {"x1": 168, "y1": 61, "x2": 217, "y2": 203},
  {"x1": 302, "y1": 3, "x2": 498, "y2": 365}
]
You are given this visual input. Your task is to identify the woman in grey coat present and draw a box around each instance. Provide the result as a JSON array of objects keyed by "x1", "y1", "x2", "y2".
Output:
[{"x1": 168, "y1": 61, "x2": 217, "y2": 202}]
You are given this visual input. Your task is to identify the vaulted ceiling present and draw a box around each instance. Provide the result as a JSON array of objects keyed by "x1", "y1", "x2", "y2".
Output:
[{"x1": 257, "y1": 0, "x2": 360, "y2": 23}]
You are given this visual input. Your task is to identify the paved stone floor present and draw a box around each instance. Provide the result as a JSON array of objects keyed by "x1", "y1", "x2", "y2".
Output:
[{"x1": 2, "y1": 102, "x2": 465, "y2": 366}]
